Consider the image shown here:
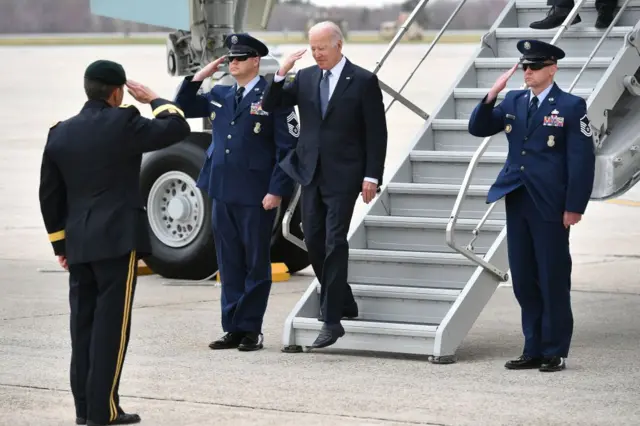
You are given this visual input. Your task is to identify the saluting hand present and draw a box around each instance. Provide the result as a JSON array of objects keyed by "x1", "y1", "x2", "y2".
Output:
[
  {"x1": 486, "y1": 63, "x2": 518, "y2": 103},
  {"x1": 263, "y1": 194, "x2": 282, "y2": 210},
  {"x1": 126, "y1": 80, "x2": 158, "y2": 104},
  {"x1": 193, "y1": 55, "x2": 227, "y2": 82},
  {"x1": 277, "y1": 49, "x2": 306, "y2": 77},
  {"x1": 362, "y1": 181, "x2": 377, "y2": 204}
]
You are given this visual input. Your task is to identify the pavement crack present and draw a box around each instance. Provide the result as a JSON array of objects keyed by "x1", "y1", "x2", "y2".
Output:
[{"x1": 0, "y1": 383, "x2": 445, "y2": 425}]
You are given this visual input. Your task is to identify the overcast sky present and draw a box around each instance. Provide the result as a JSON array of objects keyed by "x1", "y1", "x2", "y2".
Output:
[{"x1": 309, "y1": 0, "x2": 404, "y2": 6}]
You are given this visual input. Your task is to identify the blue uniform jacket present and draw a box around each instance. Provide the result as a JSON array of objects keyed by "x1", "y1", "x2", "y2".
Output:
[
  {"x1": 174, "y1": 75, "x2": 299, "y2": 206},
  {"x1": 468, "y1": 82, "x2": 595, "y2": 222}
]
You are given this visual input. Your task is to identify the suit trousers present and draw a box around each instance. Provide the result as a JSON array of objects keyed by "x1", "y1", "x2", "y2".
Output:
[
  {"x1": 301, "y1": 181, "x2": 359, "y2": 324},
  {"x1": 211, "y1": 199, "x2": 277, "y2": 334},
  {"x1": 548, "y1": 0, "x2": 617, "y2": 9},
  {"x1": 505, "y1": 186, "x2": 574, "y2": 358},
  {"x1": 67, "y1": 251, "x2": 138, "y2": 425}
]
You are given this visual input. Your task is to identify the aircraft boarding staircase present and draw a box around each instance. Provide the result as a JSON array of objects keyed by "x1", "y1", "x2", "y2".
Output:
[{"x1": 281, "y1": 0, "x2": 640, "y2": 362}]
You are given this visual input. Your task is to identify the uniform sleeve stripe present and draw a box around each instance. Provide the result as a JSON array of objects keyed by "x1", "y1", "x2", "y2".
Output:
[
  {"x1": 152, "y1": 104, "x2": 185, "y2": 118},
  {"x1": 48, "y1": 230, "x2": 65, "y2": 242}
]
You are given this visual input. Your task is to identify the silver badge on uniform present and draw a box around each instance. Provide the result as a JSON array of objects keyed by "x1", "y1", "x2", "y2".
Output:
[
  {"x1": 524, "y1": 41, "x2": 531, "y2": 50},
  {"x1": 505, "y1": 124, "x2": 512, "y2": 133},
  {"x1": 210, "y1": 111, "x2": 216, "y2": 120},
  {"x1": 231, "y1": 35, "x2": 238, "y2": 44},
  {"x1": 254, "y1": 122, "x2": 261, "y2": 134},
  {"x1": 547, "y1": 135, "x2": 555, "y2": 147}
]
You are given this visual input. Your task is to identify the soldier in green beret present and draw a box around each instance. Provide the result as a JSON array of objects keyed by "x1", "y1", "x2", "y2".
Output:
[{"x1": 38, "y1": 59, "x2": 191, "y2": 425}]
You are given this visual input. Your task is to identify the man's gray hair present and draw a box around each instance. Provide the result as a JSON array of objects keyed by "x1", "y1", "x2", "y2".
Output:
[{"x1": 308, "y1": 21, "x2": 344, "y2": 46}]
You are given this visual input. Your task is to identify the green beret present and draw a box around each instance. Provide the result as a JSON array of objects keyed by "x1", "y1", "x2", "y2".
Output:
[{"x1": 84, "y1": 60, "x2": 126, "y2": 86}]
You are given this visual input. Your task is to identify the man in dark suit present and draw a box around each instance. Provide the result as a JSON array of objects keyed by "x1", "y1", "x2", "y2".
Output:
[
  {"x1": 529, "y1": 0, "x2": 618, "y2": 29},
  {"x1": 467, "y1": 40, "x2": 596, "y2": 372},
  {"x1": 262, "y1": 21, "x2": 388, "y2": 349},
  {"x1": 38, "y1": 60, "x2": 190, "y2": 425},
  {"x1": 173, "y1": 33, "x2": 299, "y2": 351}
]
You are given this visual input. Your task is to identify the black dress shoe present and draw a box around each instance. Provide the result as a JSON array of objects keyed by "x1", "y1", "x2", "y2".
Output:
[
  {"x1": 595, "y1": 9, "x2": 614, "y2": 29},
  {"x1": 309, "y1": 323, "x2": 345, "y2": 349},
  {"x1": 208, "y1": 332, "x2": 244, "y2": 350},
  {"x1": 87, "y1": 413, "x2": 141, "y2": 425},
  {"x1": 238, "y1": 332, "x2": 264, "y2": 351},
  {"x1": 504, "y1": 355, "x2": 544, "y2": 370},
  {"x1": 530, "y1": 7, "x2": 581, "y2": 30},
  {"x1": 76, "y1": 417, "x2": 87, "y2": 425},
  {"x1": 539, "y1": 356, "x2": 566, "y2": 372}
]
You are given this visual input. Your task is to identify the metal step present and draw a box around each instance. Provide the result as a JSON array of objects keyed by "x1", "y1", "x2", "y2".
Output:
[
  {"x1": 386, "y1": 181, "x2": 503, "y2": 220},
  {"x1": 494, "y1": 26, "x2": 631, "y2": 57},
  {"x1": 453, "y1": 87, "x2": 593, "y2": 119},
  {"x1": 475, "y1": 57, "x2": 612, "y2": 89},
  {"x1": 431, "y1": 119, "x2": 508, "y2": 153},
  {"x1": 514, "y1": 0, "x2": 640, "y2": 28},
  {"x1": 290, "y1": 317, "x2": 438, "y2": 355},
  {"x1": 410, "y1": 150, "x2": 506, "y2": 185},
  {"x1": 364, "y1": 215, "x2": 504, "y2": 254},
  {"x1": 348, "y1": 249, "x2": 478, "y2": 290},
  {"x1": 316, "y1": 283, "x2": 461, "y2": 324}
]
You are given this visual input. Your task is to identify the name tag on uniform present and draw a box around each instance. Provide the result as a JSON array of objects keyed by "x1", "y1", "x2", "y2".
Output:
[
  {"x1": 250, "y1": 101, "x2": 269, "y2": 116},
  {"x1": 210, "y1": 100, "x2": 222, "y2": 108}
]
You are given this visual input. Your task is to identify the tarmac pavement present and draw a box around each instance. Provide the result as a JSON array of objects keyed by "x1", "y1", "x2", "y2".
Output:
[{"x1": 1, "y1": 43, "x2": 640, "y2": 426}]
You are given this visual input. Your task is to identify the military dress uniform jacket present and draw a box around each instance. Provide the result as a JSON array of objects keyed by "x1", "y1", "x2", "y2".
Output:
[
  {"x1": 468, "y1": 82, "x2": 596, "y2": 221},
  {"x1": 174, "y1": 75, "x2": 299, "y2": 206},
  {"x1": 39, "y1": 98, "x2": 191, "y2": 264}
]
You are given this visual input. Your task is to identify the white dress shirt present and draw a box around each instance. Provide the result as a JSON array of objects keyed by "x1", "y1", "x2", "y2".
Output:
[{"x1": 274, "y1": 56, "x2": 378, "y2": 185}]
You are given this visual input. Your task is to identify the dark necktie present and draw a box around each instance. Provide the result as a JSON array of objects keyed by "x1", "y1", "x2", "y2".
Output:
[
  {"x1": 319, "y1": 70, "x2": 331, "y2": 117},
  {"x1": 527, "y1": 96, "x2": 539, "y2": 128},
  {"x1": 235, "y1": 86, "x2": 245, "y2": 109}
]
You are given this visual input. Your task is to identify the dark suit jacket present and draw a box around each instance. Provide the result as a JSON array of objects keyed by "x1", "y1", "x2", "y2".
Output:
[
  {"x1": 261, "y1": 57, "x2": 388, "y2": 195},
  {"x1": 38, "y1": 98, "x2": 191, "y2": 264},
  {"x1": 468, "y1": 82, "x2": 595, "y2": 221}
]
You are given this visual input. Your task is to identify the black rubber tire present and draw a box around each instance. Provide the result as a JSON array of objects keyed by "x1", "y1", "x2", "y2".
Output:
[
  {"x1": 270, "y1": 186, "x2": 311, "y2": 274},
  {"x1": 139, "y1": 139, "x2": 216, "y2": 280}
]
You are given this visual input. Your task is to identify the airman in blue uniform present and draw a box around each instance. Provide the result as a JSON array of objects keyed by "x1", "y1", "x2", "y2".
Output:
[
  {"x1": 174, "y1": 33, "x2": 299, "y2": 352},
  {"x1": 468, "y1": 39, "x2": 596, "y2": 372}
]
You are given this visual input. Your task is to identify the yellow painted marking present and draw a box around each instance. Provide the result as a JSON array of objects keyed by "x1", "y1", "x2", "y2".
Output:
[
  {"x1": 216, "y1": 262, "x2": 290, "y2": 282},
  {"x1": 152, "y1": 104, "x2": 185, "y2": 118},
  {"x1": 109, "y1": 251, "x2": 136, "y2": 422},
  {"x1": 604, "y1": 199, "x2": 640, "y2": 207},
  {"x1": 48, "y1": 230, "x2": 65, "y2": 242}
]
